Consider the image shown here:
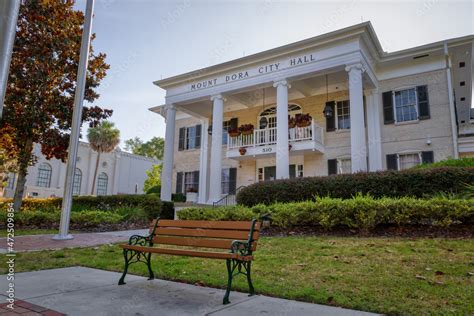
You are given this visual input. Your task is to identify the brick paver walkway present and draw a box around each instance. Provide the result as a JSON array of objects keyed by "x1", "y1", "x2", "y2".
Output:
[
  {"x1": 0, "y1": 299, "x2": 65, "y2": 315},
  {"x1": 0, "y1": 229, "x2": 148, "y2": 253}
]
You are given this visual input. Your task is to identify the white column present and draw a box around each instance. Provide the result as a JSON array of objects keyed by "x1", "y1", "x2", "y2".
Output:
[
  {"x1": 198, "y1": 119, "x2": 209, "y2": 204},
  {"x1": 366, "y1": 89, "x2": 383, "y2": 171},
  {"x1": 346, "y1": 63, "x2": 368, "y2": 172},
  {"x1": 273, "y1": 80, "x2": 290, "y2": 179},
  {"x1": 160, "y1": 104, "x2": 176, "y2": 201},
  {"x1": 208, "y1": 95, "x2": 224, "y2": 202}
]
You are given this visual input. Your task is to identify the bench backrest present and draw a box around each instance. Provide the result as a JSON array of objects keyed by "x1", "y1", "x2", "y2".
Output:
[{"x1": 148, "y1": 219, "x2": 260, "y2": 251}]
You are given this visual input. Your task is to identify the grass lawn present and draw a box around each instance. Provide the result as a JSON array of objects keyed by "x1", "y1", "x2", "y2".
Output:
[{"x1": 1, "y1": 236, "x2": 473, "y2": 315}]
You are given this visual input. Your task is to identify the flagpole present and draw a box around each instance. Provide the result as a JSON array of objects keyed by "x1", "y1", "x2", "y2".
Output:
[
  {"x1": 54, "y1": 0, "x2": 95, "y2": 240},
  {"x1": 0, "y1": 0, "x2": 20, "y2": 119}
]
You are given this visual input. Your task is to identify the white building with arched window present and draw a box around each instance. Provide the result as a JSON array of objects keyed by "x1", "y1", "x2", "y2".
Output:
[{"x1": 1, "y1": 142, "x2": 160, "y2": 198}]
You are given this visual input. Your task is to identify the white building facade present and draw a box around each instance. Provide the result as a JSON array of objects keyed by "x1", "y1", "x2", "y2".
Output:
[
  {"x1": 2, "y1": 142, "x2": 160, "y2": 198},
  {"x1": 151, "y1": 22, "x2": 474, "y2": 205}
]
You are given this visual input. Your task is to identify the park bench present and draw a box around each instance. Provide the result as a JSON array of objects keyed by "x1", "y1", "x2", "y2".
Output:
[{"x1": 118, "y1": 218, "x2": 260, "y2": 304}]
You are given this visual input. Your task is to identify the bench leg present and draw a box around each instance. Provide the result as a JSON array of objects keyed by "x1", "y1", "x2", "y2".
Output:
[
  {"x1": 245, "y1": 261, "x2": 255, "y2": 296},
  {"x1": 146, "y1": 252, "x2": 154, "y2": 280},
  {"x1": 223, "y1": 259, "x2": 233, "y2": 305},
  {"x1": 118, "y1": 249, "x2": 130, "y2": 285}
]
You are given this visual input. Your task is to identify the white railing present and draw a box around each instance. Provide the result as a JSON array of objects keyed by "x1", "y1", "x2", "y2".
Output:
[{"x1": 228, "y1": 120, "x2": 324, "y2": 150}]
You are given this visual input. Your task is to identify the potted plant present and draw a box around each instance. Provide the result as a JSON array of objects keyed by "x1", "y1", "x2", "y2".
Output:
[
  {"x1": 288, "y1": 117, "x2": 296, "y2": 129},
  {"x1": 296, "y1": 113, "x2": 312, "y2": 127},
  {"x1": 239, "y1": 147, "x2": 247, "y2": 155},
  {"x1": 239, "y1": 124, "x2": 254, "y2": 136},
  {"x1": 186, "y1": 187, "x2": 198, "y2": 203},
  {"x1": 228, "y1": 127, "x2": 241, "y2": 138}
]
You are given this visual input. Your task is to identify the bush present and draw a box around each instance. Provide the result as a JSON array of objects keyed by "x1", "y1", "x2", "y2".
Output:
[
  {"x1": 178, "y1": 195, "x2": 474, "y2": 231},
  {"x1": 415, "y1": 157, "x2": 474, "y2": 169},
  {"x1": 237, "y1": 167, "x2": 474, "y2": 206},
  {"x1": 172, "y1": 193, "x2": 186, "y2": 203},
  {"x1": 146, "y1": 185, "x2": 161, "y2": 195},
  {"x1": 161, "y1": 201, "x2": 175, "y2": 219}
]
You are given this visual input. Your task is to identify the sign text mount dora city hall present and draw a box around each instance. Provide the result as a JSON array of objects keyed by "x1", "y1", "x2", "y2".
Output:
[{"x1": 190, "y1": 53, "x2": 318, "y2": 91}]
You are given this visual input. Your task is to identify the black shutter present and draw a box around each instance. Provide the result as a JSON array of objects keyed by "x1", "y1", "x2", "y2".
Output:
[
  {"x1": 230, "y1": 118, "x2": 238, "y2": 130},
  {"x1": 328, "y1": 159, "x2": 337, "y2": 175},
  {"x1": 195, "y1": 125, "x2": 202, "y2": 148},
  {"x1": 421, "y1": 151, "x2": 434, "y2": 164},
  {"x1": 325, "y1": 101, "x2": 336, "y2": 132},
  {"x1": 176, "y1": 172, "x2": 183, "y2": 193},
  {"x1": 386, "y1": 154, "x2": 398, "y2": 170},
  {"x1": 417, "y1": 85, "x2": 430, "y2": 120},
  {"x1": 178, "y1": 127, "x2": 185, "y2": 151},
  {"x1": 382, "y1": 91, "x2": 395, "y2": 124},
  {"x1": 229, "y1": 168, "x2": 237, "y2": 194},
  {"x1": 193, "y1": 171, "x2": 200, "y2": 192},
  {"x1": 289, "y1": 165, "x2": 296, "y2": 179}
]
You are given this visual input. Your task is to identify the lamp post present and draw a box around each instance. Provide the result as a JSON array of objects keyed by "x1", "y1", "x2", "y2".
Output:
[
  {"x1": 53, "y1": 0, "x2": 95, "y2": 240},
  {"x1": 0, "y1": 0, "x2": 20, "y2": 119}
]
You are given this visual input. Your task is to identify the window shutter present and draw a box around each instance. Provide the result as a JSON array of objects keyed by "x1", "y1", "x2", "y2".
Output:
[
  {"x1": 229, "y1": 168, "x2": 237, "y2": 194},
  {"x1": 382, "y1": 91, "x2": 395, "y2": 124},
  {"x1": 193, "y1": 171, "x2": 200, "y2": 192},
  {"x1": 328, "y1": 159, "x2": 337, "y2": 175},
  {"x1": 178, "y1": 127, "x2": 185, "y2": 151},
  {"x1": 230, "y1": 118, "x2": 238, "y2": 130},
  {"x1": 417, "y1": 85, "x2": 430, "y2": 120},
  {"x1": 325, "y1": 101, "x2": 336, "y2": 132},
  {"x1": 176, "y1": 172, "x2": 183, "y2": 193},
  {"x1": 386, "y1": 154, "x2": 398, "y2": 170},
  {"x1": 195, "y1": 125, "x2": 202, "y2": 148},
  {"x1": 421, "y1": 151, "x2": 434, "y2": 164}
]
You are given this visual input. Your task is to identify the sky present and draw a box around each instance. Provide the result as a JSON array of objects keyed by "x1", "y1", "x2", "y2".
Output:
[{"x1": 74, "y1": 0, "x2": 474, "y2": 147}]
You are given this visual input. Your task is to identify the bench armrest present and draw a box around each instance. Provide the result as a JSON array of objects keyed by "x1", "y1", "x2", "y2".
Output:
[
  {"x1": 128, "y1": 234, "x2": 152, "y2": 247},
  {"x1": 230, "y1": 240, "x2": 252, "y2": 256}
]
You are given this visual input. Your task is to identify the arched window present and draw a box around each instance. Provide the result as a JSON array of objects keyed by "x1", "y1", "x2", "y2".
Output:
[
  {"x1": 258, "y1": 104, "x2": 302, "y2": 129},
  {"x1": 36, "y1": 163, "x2": 52, "y2": 188},
  {"x1": 73, "y1": 168, "x2": 82, "y2": 195},
  {"x1": 97, "y1": 172, "x2": 108, "y2": 196}
]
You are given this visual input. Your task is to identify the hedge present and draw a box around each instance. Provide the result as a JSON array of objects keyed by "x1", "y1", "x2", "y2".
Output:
[
  {"x1": 415, "y1": 157, "x2": 474, "y2": 169},
  {"x1": 236, "y1": 167, "x2": 474, "y2": 206},
  {"x1": 178, "y1": 195, "x2": 474, "y2": 231},
  {"x1": 0, "y1": 194, "x2": 174, "y2": 221}
]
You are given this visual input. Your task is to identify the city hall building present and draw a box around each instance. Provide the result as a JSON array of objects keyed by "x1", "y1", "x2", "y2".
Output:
[{"x1": 151, "y1": 22, "x2": 474, "y2": 205}]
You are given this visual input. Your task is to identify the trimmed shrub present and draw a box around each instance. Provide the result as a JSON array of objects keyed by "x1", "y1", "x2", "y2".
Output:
[
  {"x1": 161, "y1": 201, "x2": 175, "y2": 219},
  {"x1": 415, "y1": 157, "x2": 474, "y2": 169},
  {"x1": 178, "y1": 195, "x2": 474, "y2": 231},
  {"x1": 237, "y1": 167, "x2": 474, "y2": 206},
  {"x1": 172, "y1": 193, "x2": 186, "y2": 203}
]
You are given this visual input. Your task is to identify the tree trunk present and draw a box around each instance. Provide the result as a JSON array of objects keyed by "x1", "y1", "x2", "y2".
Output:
[
  {"x1": 91, "y1": 152, "x2": 101, "y2": 195},
  {"x1": 13, "y1": 139, "x2": 33, "y2": 212}
]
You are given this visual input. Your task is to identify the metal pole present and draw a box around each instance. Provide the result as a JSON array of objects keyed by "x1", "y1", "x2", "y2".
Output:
[
  {"x1": 0, "y1": 0, "x2": 20, "y2": 119},
  {"x1": 54, "y1": 0, "x2": 95, "y2": 240}
]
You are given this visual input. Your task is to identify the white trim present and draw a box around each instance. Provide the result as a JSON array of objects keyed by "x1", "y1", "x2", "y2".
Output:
[{"x1": 391, "y1": 87, "x2": 419, "y2": 123}]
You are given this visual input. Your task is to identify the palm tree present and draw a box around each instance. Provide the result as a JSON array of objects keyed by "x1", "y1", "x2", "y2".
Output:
[{"x1": 87, "y1": 121, "x2": 120, "y2": 195}]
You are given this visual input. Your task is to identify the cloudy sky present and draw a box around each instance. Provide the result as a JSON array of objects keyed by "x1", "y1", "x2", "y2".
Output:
[{"x1": 74, "y1": 0, "x2": 473, "y2": 146}]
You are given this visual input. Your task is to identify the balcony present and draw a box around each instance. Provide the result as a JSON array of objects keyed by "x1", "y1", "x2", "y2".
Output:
[{"x1": 227, "y1": 120, "x2": 324, "y2": 159}]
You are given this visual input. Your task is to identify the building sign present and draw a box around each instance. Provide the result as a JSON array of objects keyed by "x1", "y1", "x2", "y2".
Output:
[{"x1": 190, "y1": 53, "x2": 317, "y2": 91}]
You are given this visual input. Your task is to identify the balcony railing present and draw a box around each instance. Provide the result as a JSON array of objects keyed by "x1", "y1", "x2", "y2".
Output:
[{"x1": 228, "y1": 120, "x2": 324, "y2": 150}]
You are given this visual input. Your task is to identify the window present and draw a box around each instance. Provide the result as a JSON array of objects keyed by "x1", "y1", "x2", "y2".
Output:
[
  {"x1": 394, "y1": 88, "x2": 418, "y2": 122},
  {"x1": 258, "y1": 104, "x2": 302, "y2": 130},
  {"x1": 186, "y1": 126, "x2": 196, "y2": 149},
  {"x1": 460, "y1": 81, "x2": 465, "y2": 86},
  {"x1": 222, "y1": 120, "x2": 231, "y2": 145},
  {"x1": 6, "y1": 173, "x2": 15, "y2": 189},
  {"x1": 398, "y1": 153, "x2": 421, "y2": 170},
  {"x1": 178, "y1": 125, "x2": 201, "y2": 151},
  {"x1": 297, "y1": 165, "x2": 304, "y2": 178},
  {"x1": 336, "y1": 100, "x2": 350, "y2": 129},
  {"x1": 36, "y1": 163, "x2": 52, "y2": 188},
  {"x1": 184, "y1": 171, "x2": 199, "y2": 193},
  {"x1": 97, "y1": 172, "x2": 108, "y2": 196},
  {"x1": 338, "y1": 159, "x2": 352, "y2": 174},
  {"x1": 73, "y1": 168, "x2": 82, "y2": 195},
  {"x1": 221, "y1": 168, "x2": 237, "y2": 194},
  {"x1": 459, "y1": 62, "x2": 465, "y2": 68}
]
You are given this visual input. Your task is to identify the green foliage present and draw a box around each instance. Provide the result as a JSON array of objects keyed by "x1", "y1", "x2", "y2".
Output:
[
  {"x1": 172, "y1": 193, "x2": 186, "y2": 202},
  {"x1": 124, "y1": 136, "x2": 164, "y2": 160},
  {"x1": 178, "y1": 195, "x2": 474, "y2": 231},
  {"x1": 86, "y1": 121, "x2": 120, "y2": 153},
  {"x1": 414, "y1": 157, "x2": 474, "y2": 169},
  {"x1": 237, "y1": 167, "x2": 474, "y2": 206},
  {"x1": 161, "y1": 201, "x2": 175, "y2": 220},
  {"x1": 144, "y1": 164, "x2": 161, "y2": 194},
  {"x1": 146, "y1": 185, "x2": 161, "y2": 195}
]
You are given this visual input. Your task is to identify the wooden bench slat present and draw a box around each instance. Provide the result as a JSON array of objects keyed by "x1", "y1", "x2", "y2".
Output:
[
  {"x1": 157, "y1": 220, "x2": 261, "y2": 231},
  {"x1": 155, "y1": 227, "x2": 259, "y2": 240},
  {"x1": 120, "y1": 244, "x2": 253, "y2": 261},
  {"x1": 152, "y1": 236, "x2": 258, "y2": 251}
]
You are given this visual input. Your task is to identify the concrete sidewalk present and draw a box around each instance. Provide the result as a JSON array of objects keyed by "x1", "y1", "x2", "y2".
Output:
[
  {"x1": 0, "y1": 267, "x2": 380, "y2": 316},
  {"x1": 0, "y1": 229, "x2": 148, "y2": 253}
]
